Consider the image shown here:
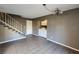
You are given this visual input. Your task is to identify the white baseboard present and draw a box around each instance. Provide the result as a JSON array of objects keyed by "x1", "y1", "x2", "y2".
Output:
[
  {"x1": 33, "y1": 34, "x2": 39, "y2": 36},
  {"x1": 47, "y1": 38, "x2": 79, "y2": 52},
  {"x1": 0, "y1": 37, "x2": 26, "y2": 44},
  {"x1": 33, "y1": 34, "x2": 79, "y2": 52},
  {"x1": 26, "y1": 34, "x2": 32, "y2": 35},
  {"x1": 33, "y1": 34, "x2": 47, "y2": 39}
]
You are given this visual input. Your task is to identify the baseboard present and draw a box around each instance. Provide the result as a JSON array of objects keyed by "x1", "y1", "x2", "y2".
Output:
[
  {"x1": 26, "y1": 34, "x2": 32, "y2": 35},
  {"x1": 33, "y1": 34, "x2": 47, "y2": 39},
  {"x1": 0, "y1": 36, "x2": 26, "y2": 44},
  {"x1": 47, "y1": 38, "x2": 79, "y2": 52},
  {"x1": 33, "y1": 34, "x2": 79, "y2": 52},
  {"x1": 32, "y1": 34, "x2": 40, "y2": 36}
]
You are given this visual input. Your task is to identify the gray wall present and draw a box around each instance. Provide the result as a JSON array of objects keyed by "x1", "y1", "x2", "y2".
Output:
[
  {"x1": 33, "y1": 16, "x2": 47, "y2": 35},
  {"x1": 33, "y1": 19, "x2": 39, "y2": 35},
  {"x1": 0, "y1": 24, "x2": 25, "y2": 43},
  {"x1": 33, "y1": 8, "x2": 79, "y2": 50}
]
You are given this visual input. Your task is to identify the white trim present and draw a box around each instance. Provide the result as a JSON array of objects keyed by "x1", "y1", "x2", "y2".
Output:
[
  {"x1": 33, "y1": 34, "x2": 46, "y2": 39},
  {"x1": 26, "y1": 33, "x2": 33, "y2": 35},
  {"x1": 0, "y1": 37, "x2": 26, "y2": 44},
  {"x1": 33, "y1": 34, "x2": 79, "y2": 52},
  {"x1": 47, "y1": 38, "x2": 79, "y2": 52},
  {"x1": 33, "y1": 34, "x2": 40, "y2": 36}
]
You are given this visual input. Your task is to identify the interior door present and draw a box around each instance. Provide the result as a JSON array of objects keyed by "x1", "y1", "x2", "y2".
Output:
[{"x1": 26, "y1": 20, "x2": 32, "y2": 35}]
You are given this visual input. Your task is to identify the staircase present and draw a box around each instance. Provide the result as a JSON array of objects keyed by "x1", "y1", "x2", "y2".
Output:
[{"x1": 0, "y1": 12, "x2": 26, "y2": 36}]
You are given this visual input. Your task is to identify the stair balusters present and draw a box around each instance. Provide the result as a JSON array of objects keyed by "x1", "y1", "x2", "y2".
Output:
[{"x1": 0, "y1": 12, "x2": 25, "y2": 36}]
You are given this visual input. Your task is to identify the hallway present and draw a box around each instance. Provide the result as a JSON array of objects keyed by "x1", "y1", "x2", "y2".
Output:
[{"x1": 0, "y1": 35, "x2": 79, "y2": 54}]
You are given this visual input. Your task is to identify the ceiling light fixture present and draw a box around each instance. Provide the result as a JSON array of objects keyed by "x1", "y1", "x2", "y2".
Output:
[{"x1": 42, "y1": 4, "x2": 63, "y2": 16}]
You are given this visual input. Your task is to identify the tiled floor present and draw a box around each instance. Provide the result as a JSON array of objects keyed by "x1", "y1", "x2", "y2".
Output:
[{"x1": 0, "y1": 35, "x2": 79, "y2": 54}]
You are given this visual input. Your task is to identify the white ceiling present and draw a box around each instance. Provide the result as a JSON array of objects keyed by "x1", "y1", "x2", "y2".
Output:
[{"x1": 0, "y1": 4, "x2": 79, "y2": 19}]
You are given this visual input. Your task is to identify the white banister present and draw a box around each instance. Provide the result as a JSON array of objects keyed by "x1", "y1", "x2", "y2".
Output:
[{"x1": 0, "y1": 12, "x2": 25, "y2": 36}]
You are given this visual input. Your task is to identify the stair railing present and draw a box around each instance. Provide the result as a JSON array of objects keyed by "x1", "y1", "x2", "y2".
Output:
[{"x1": 0, "y1": 12, "x2": 25, "y2": 36}]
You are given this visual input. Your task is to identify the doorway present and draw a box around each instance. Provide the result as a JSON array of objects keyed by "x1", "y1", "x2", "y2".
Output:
[
  {"x1": 38, "y1": 19, "x2": 47, "y2": 38},
  {"x1": 26, "y1": 20, "x2": 32, "y2": 35}
]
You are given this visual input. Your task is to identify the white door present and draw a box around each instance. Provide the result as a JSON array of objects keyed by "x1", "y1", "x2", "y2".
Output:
[{"x1": 26, "y1": 20, "x2": 32, "y2": 35}]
